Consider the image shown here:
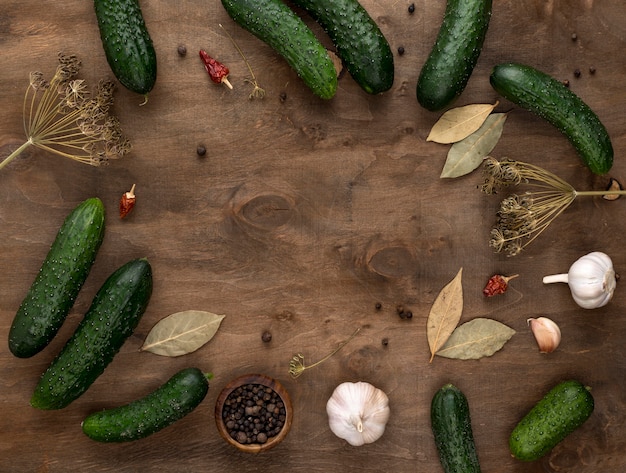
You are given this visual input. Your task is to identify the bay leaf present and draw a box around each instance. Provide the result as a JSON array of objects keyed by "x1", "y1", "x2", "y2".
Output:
[
  {"x1": 426, "y1": 102, "x2": 498, "y2": 144},
  {"x1": 436, "y1": 318, "x2": 515, "y2": 360},
  {"x1": 141, "y1": 310, "x2": 225, "y2": 357},
  {"x1": 440, "y1": 113, "x2": 508, "y2": 178},
  {"x1": 427, "y1": 268, "x2": 463, "y2": 363}
]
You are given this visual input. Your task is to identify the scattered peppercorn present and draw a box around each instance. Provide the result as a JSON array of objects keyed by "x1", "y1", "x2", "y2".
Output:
[
  {"x1": 589, "y1": 66, "x2": 596, "y2": 75},
  {"x1": 262, "y1": 330, "x2": 272, "y2": 343},
  {"x1": 483, "y1": 274, "x2": 518, "y2": 297},
  {"x1": 177, "y1": 45, "x2": 187, "y2": 57},
  {"x1": 279, "y1": 92, "x2": 287, "y2": 103},
  {"x1": 396, "y1": 304, "x2": 412, "y2": 320},
  {"x1": 196, "y1": 145, "x2": 206, "y2": 157},
  {"x1": 571, "y1": 32, "x2": 577, "y2": 41},
  {"x1": 574, "y1": 68, "x2": 581, "y2": 78},
  {"x1": 404, "y1": 310, "x2": 413, "y2": 319},
  {"x1": 408, "y1": 3, "x2": 415, "y2": 14},
  {"x1": 222, "y1": 384, "x2": 286, "y2": 445},
  {"x1": 381, "y1": 337, "x2": 389, "y2": 347},
  {"x1": 397, "y1": 46, "x2": 405, "y2": 56},
  {"x1": 375, "y1": 302, "x2": 382, "y2": 311}
]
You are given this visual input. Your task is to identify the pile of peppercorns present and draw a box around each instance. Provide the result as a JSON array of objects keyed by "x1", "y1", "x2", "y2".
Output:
[{"x1": 222, "y1": 383, "x2": 286, "y2": 445}]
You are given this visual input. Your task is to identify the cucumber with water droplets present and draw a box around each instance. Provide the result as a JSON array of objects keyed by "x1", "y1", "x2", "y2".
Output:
[
  {"x1": 490, "y1": 62, "x2": 614, "y2": 174},
  {"x1": 94, "y1": 0, "x2": 157, "y2": 97},
  {"x1": 8, "y1": 198, "x2": 105, "y2": 358},
  {"x1": 509, "y1": 380, "x2": 594, "y2": 461},
  {"x1": 82, "y1": 367, "x2": 210, "y2": 442},
  {"x1": 290, "y1": 0, "x2": 394, "y2": 94},
  {"x1": 31, "y1": 258, "x2": 153, "y2": 410},
  {"x1": 221, "y1": 0, "x2": 337, "y2": 99},
  {"x1": 416, "y1": 0, "x2": 492, "y2": 111}
]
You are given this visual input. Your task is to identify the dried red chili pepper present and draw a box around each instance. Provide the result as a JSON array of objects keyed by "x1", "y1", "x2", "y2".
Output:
[
  {"x1": 483, "y1": 274, "x2": 518, "y2": 297},
  {"x1": 119, "y1": 184, "x2": 136, "y2": 219},
  {"x1": 199, "y1": 50, "x2": 232, "y2": 89}
]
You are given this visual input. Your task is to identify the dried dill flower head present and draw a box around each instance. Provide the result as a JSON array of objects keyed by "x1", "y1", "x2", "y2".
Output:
[
  {"x1": 481, "y1": 156, "x2": 626, "y2": 257},
  {"x1": 0, "y1": 52, "x2": 130, "y2": 172}
]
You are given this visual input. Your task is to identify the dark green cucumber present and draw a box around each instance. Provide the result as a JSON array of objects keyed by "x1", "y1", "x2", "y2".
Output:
[
  {"x1": 221, "y1": 0, "x2": 337, "y2": 99},
  {"x1": 82, "y1": 367, "x2": 210, "y2": 442},
  {"x1": 9, "y1": 198, "x2": 105, "y2": 359},
  {"x1": 94, "y1": 0, "x2": 157, "y2": 96},
  {"x1": 490, "y1": 62, "x2": 614, "y2": 174},
  {"x1": 290, "y1": 0, "x2": 393, "y2": 94},
  {"x1": 416, "y1": 0, "x2": 492, "y2": 111},
  {"x1": 509, "y1": 380, "x2": 594, "y2": 461},
  {"x1": 431, "y1": 384, "x2": 481, "y2": 473},
  {"x1": 31, "y1": 258, "x2": 153, "y2": 410}
]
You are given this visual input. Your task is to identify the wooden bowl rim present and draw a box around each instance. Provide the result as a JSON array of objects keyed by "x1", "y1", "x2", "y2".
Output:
[{"x1": 214, "y1": 373, "x2": 293, "y2": 453}]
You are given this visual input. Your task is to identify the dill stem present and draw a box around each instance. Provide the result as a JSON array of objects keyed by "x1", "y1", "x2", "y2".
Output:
[
  {"x1": 0, "y1": 140, "x2": 32, "y2": 171},
  {"x1": 575, "y1": 190, "x2": 626, "y2": 197}
]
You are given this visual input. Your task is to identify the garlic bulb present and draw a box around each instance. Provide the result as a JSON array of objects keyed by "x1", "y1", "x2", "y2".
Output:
[
  {"x1": 543, "y1": 251, "x2": 617, "y2": 309},
  {"x1": 326, "y1": 381, "x2": 390, "y2": 446}
]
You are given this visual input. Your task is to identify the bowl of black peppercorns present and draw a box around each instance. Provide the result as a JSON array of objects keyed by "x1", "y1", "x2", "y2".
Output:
[{"x1": 215, "y1": 373, "x2": 293, "y2": 453}]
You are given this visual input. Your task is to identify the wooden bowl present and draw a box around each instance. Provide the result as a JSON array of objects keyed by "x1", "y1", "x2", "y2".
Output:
[{"x1": 214, "y1": 373, "x2": 293, "y2": 453}]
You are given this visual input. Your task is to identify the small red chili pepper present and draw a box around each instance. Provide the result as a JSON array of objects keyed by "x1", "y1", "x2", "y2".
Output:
[
  {"x1": 483, "y1": 273, "x2": 518, "y2": 297},
  {"x1": 119, "y1": 184, "x2": 136, "y2": 219},
  {"x1": 199, "y1": 50, "x2": 232, "y2": 89}
]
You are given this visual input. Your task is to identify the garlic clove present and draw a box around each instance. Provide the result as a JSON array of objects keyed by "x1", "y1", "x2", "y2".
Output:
[
  {"x1": 326, "y1": 381, "x2": 390, "y2": 446},
  {"x1": 527, "y1": 317, "x2": 561, "y2": 353}
]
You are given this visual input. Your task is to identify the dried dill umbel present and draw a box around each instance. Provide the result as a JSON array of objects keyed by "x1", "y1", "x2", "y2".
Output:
[
  {"x1": 481, "y1": 156, "x2": 626, "y2": 256},
  {"x1": 0, "y1": 52, "x2": 130, "y2": 172}
]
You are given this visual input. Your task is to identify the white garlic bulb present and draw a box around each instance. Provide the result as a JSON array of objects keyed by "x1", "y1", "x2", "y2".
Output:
[
  {"x1": 543, "y1": 251, "x2": 617, "y2": 309},
  {"x1": 326, "y1": 381, "x2": 390, "y2": 446}
]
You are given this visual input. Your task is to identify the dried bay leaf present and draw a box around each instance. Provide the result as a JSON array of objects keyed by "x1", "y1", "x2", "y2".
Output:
[
  {"x1": 440, "y1": 113, "x2": 508, "y2": 178},
  {"x1": 436, "y1": 318, "x2": 515, "y2": 360},
  {"x1": 427, "y1": 102, "x2": 498, "y2": 144},
  {"x1": 141, "y1": 310, "x2": 225, "y2": 357},
  {"x1": 427, "y1": 268, "x2": 463, "y2": 363}
]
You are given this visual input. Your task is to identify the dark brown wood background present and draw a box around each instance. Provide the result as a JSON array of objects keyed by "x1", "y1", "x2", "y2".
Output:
[{"x1": 1, "y1": 0, "x2": 625, "y2": 472}]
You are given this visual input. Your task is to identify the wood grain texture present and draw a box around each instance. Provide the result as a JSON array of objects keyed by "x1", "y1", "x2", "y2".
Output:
[{"x1": 1, "y1": 0, "x2": 625, "y2": 472}]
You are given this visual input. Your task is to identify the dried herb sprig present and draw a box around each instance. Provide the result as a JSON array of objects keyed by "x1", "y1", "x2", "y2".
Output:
[
  {"x1": 219, "y1": 23, "x2": 265, "y2": 100},
  {"x1": 288, "y1": 327, "x2": 360, "y2": 379},
  {"x1": 481, "y1": 156, "x2": 626, "y2": 256},
  {"x1": 0, "y1": 52, "x2": 130, "y2": 172}
]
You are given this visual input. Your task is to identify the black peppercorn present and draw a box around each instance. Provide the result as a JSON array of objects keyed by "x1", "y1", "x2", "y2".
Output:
[
  {"x1": 408, "y1": 3, "x2": 415, "y2": 14},
  {"x1": 589, "y1": 66, "x2": 596, "y2": 75},
  {"x1": 262, "y1": 330, "x2": 272, "y2": 343},
  {"x1": 375, "y1": 302, "x2": 382, "y2": 311},
  {"x1": 177, "y1": 45, "x2": 187, "y2": 57},
  {"x1": 397, "y1": 46, "x2": 405, "y2": 56},
  {"x1": 196, "y1": 145, "x2": 206, "y2": 157},
  {"x1": 381, "y1": 337, "x2": 389, "y2": 347},
  {"x1": 574, "y1": 69, "x2": 581, "y2": 78}
]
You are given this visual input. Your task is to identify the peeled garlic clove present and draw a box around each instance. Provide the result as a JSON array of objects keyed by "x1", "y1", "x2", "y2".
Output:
[
  {"x1": 326, "y1": 381, "x2": 390, "y2": 446},
  {"x1": 527, "y1": 317, "x2": 561, "y2": 353}
]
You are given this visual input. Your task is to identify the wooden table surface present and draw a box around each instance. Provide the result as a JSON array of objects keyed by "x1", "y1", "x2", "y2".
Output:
[{"x1": 1, "y1": 1, "x2": 625, "y2": 472}]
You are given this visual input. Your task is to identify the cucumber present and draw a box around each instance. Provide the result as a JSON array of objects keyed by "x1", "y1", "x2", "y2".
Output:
[
  {"x1": 31, "y1": 258, "x2": 153, "y2": 410},
  {"x1": 416, "y1": 0, "x2": 492, "y2": 111},
  {"x1": 94, "y1": 0, "x2": 157, "y2": 97},
  {"x1": 221, "y1": 0, "x2": 337, "y2": 99},
  {"x1": 509, "y1": 380, "x2": 594, "y2": 461},
  {"x1": 431, "y1": 384, "x2": 482, "y2": 473},
  {"x1": 490, "y1": 62, "x2": 614, "y2": 175},
  {"x1": 290, "y1": 0, "x2": 393, "y2": 94},
  {"x1": 8, "y1": 198, "x2": 105, "y2": 359},
  {"x1": 82, "y1": 367, "x2": 210, "y2": 442}
]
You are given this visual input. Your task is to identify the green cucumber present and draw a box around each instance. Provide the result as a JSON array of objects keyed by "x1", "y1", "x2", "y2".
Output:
[
  {"x1": 509, "y1": 380, "x2": 594, "y2": 461},
  {"x1": 9, "y1": 198, "x2": 105, "y2": 359},
  {"x1": 31, "y1": 258, "x2": 153, "y2": 410},
  {"x1": 221, "y1": 0, "x2": 337, "y2": 99},
  {"x1": 490, "y1": 62, "x2": 614, "y2": 175},
  {"x1": 416, "y1": 0, "x2": 492, "y2": 111},
  {"x1": 431, "y1": 384, "x2": 482, "y2": 473},
  {"x1": 290, "y1": 0, "x2": 393, "y2": 94},
  {"x1": 82, "y1": 367, "x2": 210, "y2": 442},
  {"x1": 94, "y1": 0, "x2": 157, "y2": 97}
]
